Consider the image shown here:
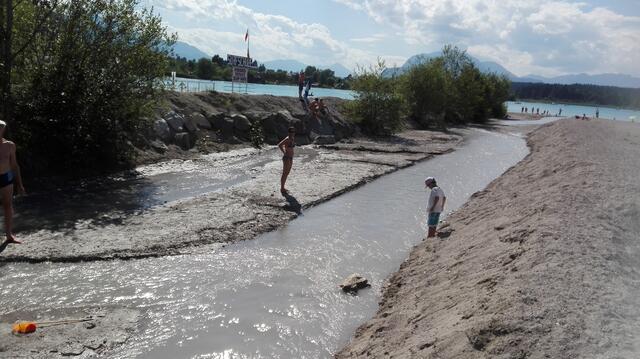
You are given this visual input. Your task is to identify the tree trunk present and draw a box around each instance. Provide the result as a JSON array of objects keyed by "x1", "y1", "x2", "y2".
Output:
[{"x1": 0, "y1": 0, "x2": 13, "y2": 124}]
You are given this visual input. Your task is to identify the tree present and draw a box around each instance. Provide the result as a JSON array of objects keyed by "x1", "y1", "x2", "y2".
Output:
[
  {"x1": 196, "y1": 58, "x2": 214, "y2": 79},
  {"x1": 347, "y1": 59, "x2": 404, "y2": 135},
  {"x1": 0, "y1": 0, "x2": 59, "y2": 125},
  {"x1": 12, "y1": 0, "x2": 175, "y2": 175}
]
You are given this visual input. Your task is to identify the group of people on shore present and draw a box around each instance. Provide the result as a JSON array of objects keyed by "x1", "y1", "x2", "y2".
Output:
[
  {"x1": 277, "y1": 125, "x2": 446, "y2": 238},
  {"x1": 297, "y1": 72, "x2": 328, "y2": 118},
  {"x1": 520, "y1": 107, "x2": 560, "y2": 116}
]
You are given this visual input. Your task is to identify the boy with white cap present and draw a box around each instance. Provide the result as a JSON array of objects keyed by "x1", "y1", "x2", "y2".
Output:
[{"x1": 425, "y1": 176, "x2": 446, "y2": 238}]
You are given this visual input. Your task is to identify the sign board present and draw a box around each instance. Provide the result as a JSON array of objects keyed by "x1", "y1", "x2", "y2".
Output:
[
  {"x1": 232, "y1": 67, "x2": 248, "y2": 82},
  {"x1": 227, "y1": 54, "x2": 257, "y2": 68}
]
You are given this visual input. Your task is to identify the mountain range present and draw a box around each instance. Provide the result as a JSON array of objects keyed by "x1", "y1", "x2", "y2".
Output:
[
  {"x1": 382, "y1": 51, "x2": 640, "y2": 88},
  {"x1": 171, "y1": 42, "x2": 640, "y2": 88}
]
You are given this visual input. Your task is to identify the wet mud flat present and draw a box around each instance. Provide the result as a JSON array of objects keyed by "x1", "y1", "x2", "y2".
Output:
[
  {"x1": 337, "y1": 119, "x2": 640, "y2": 358},
  {"x1": 1, "y1": 129, "x2": 461, "y2": 263}
]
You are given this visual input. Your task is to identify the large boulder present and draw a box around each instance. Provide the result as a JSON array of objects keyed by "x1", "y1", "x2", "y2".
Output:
[
  {"x1": 153, "y1": 119, "x2": 172, "y2": 142},
  {"x1": 232, "y1": 114, "x2": 251, "y2": 132},
  {"x1": 174, "y1": 132, "x2": 192, "y2": 150},
  {"x1": 164, "y1": 111, "x2": 186, "y2": 132},
  {"x1": 205, "y1": 110, "x2": 226, "y2": 126},
  {"x1": 185, "y1": 112, "x2": 211, "y2": 132},
  {"x1": 211, "y1": 115, "x2": 235, "y2": 138},
  {"x1": 262, "y1": 110, "x2": 302, "y2": 144},
  {"x1": 339, "y1": 274, "x2": 370, "y2": 294}
]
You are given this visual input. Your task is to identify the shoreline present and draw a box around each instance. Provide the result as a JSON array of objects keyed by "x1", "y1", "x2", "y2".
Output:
[
  {"x1": 0, "y1": 129, "x2": 462, "y2": 263},
  {"x1": 336, "y1": 119, "x2": 640, "y2": 358}
]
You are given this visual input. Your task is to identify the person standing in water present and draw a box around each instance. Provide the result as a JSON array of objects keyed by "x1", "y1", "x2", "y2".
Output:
[
  {"x1": 278, "y1": 127, "x2": 296, "y2": 194},
  {"x1": 0, "y1": 120, "x2": 25, "y2": 254},
  {"x1": 425, "y1": 177, "x2": 446, "y2": 238}
]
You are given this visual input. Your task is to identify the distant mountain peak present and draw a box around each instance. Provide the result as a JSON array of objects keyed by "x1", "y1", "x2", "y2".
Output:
[{"x1": 171, "y1": 41, "x2": 211, "y2": 60}]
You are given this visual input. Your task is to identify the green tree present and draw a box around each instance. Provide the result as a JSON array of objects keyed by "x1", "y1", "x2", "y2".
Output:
[
  {"x1": 12, "y1": 0, "x2": 175, "y2": 175},
  {"x1": 347, "y1": 59, "x2": 403, "y2": 135},
  {"x1": 196, "y1": 58, "x2": 214, "y2": 79}
]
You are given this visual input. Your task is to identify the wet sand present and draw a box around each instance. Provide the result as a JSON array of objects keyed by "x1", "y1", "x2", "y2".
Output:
[
  {"x1": 336, "y1": 119, "x2": 640, "y2": 358},
  {"x1": 0, "y1": 130, "x2": 461, "y2": 263}
]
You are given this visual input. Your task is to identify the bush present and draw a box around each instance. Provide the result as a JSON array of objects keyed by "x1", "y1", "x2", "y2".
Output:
[
  {"x1": 400, "y1": 45, "x2": 511, "y2": 127},
  {"x1": 10, "y1": 0, "x2": 175, "y2": 176},
  {"x1": 347, "y1": 60, "x2": 404, "y2": 135}
]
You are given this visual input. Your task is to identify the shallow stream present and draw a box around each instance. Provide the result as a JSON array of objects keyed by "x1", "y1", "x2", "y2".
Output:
[{"x1": 0, "y1": 128, "x2": 528, "y2": 358}]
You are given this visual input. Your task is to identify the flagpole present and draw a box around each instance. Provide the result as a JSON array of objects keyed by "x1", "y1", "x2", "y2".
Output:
[{"x1": 247, "y1": 29, "x2": 250, "y2": 59}]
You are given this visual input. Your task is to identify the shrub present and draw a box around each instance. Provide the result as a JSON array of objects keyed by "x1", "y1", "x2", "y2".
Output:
[{"x1": 347, "y1": 59, "x2": 404, "y2": 135}]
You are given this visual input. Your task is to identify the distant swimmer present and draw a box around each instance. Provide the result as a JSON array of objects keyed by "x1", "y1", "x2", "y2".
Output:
[
  {"x1": 559, "y1": 108, "x2": 562, "y2": 116},
  {"x1": 0, "y1": 120, "x2": 26, "y2": 254},
  {"x1": 596, "y1": 108, "x2": 599, "y2": 118},
  {"x1": 278, "y1": 127, "x2": 296, "y2": 195},
  {"x1": 425, "y1": 177, "x2": 446, "y2": 238}
]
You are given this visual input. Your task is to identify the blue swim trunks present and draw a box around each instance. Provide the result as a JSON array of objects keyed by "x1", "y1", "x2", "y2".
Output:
[
  {"x1": 427, "y1": 212, "x2": 440, "y2": 227},
  {"x1": 0, "y1": 171, "x2": 14, "y2": 188}
]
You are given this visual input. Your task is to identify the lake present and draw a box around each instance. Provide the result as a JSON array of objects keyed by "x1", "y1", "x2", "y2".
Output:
[{"x1": 168, "y1": 77, "x2": 640, "y2": 122}]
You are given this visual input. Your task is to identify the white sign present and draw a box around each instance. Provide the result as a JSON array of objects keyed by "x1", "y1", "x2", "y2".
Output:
[
  {"x1": 232, "y1": 67, "x2": 248, "y2": 82},
  {"x1": 227, "y1": 54, "x2": 256, "y2": 68}
]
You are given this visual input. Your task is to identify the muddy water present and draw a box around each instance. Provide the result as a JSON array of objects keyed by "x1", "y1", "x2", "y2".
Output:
[{"x1": 0, "y1": 129, "x2": 527, "y2": 358}]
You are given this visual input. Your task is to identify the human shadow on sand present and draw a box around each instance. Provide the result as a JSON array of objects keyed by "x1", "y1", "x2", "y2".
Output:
[{"x1": 282, "y1": 192, "x2": 302, "y2": 215}]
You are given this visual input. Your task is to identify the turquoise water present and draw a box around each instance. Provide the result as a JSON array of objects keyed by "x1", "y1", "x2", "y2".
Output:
[
  {"x1": 167, "y1": 78, "x2": 639, "y2": 122},
  {"x1": 506, "y1": 101, "x2": 640, "y2": 122},
  {"x1": 168, "y1": 77, "x2": 355, "y2": 99}
]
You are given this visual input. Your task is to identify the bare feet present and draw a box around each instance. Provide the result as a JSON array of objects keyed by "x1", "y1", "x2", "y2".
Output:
[{"x1": 6, "y1": 234, "x2": 21, "y2": 244}]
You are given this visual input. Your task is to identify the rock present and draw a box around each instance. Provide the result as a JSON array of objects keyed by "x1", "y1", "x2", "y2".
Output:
[
  {"x1": 186, "y1": 112, "x2": 211, "y2": 131},
  {"x1": 232, "y1": 114, "x2": 251, "y2": 132},
  {"x1": 149, "y1": 140, "x2": 168, "y2": 153},
  {"x1": 164, "y1": 111, "x2": 186, "y2": 132},
  {"x1": 205, "y1": 110, "x2": 225, "y2": 126},
  {"x1": 340, "y1": 273, "x2": 371, "y2": 293},
  {"x1": 174, "y1": 132, "x2": 191, "y2": 150},
  {"x1": 211, "y1": 115, "x2": 235, "y2": 138},
  {"x1": 153, "y1": 119, "x2": 172, "y2": 142},
  {"x1": 313, "y1": 135, "x2": 336, "y2": 145},
  {"x1": 262, "y1": 110, "x2": 301, "y2": 144}
]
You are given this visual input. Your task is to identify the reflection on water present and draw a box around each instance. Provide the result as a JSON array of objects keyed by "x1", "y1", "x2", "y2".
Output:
[{"x1": 0, "y1": 129, "x2": 528, "y2": 358}]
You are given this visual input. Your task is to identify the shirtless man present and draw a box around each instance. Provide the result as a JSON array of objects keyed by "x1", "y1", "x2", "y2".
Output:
[{"x1": 0, "y1": 120, "x2": 25, "y2": 254}]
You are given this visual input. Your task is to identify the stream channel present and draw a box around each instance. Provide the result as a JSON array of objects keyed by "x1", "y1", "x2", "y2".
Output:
[{"x1": 1, "y1": 126, "x2": 529, "y2": 358}]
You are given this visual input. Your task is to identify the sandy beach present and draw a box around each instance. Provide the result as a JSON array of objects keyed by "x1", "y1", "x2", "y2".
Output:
[{"x1": 336, "y1": 118, "x2": 640, "y2": 358}]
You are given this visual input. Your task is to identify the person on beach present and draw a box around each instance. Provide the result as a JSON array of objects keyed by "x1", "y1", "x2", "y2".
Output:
[
  {"x1": 318, "y1": 99, "x2": 328, "y2": 115},
  {"x1": 0, "y1": 120, "x2": 25, "y2": 254},
  {"x1": 278, "y1": 127, "x2": 296, "y2": 194},
  {"x1": 309, "y1": 98, "x2": 320, "y2": 118},
  {"x1": 297, "y1": 71, "x2": 305, "y2": 98},
  {"x1": 425, "y1": 177, "x2": 446, "y2": 238}
]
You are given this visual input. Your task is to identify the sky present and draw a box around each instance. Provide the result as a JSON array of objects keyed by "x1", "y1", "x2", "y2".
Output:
[{"x1": 146, "y1": 0, "x2": 640, "y2": 77}]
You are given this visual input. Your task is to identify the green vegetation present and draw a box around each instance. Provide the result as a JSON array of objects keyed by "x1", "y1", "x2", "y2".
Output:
[
  {"x1": 348, "y1": 45, "x2": 510, "y2": 135},
  {"x1": 1, "y1": 0, "x2": 174, "y2": 177},
  {"x1": 346, "y1": 60, "x2": 404, "y2": 135},
  {"x1": 169, "y1": 56, "x2": 351, "y2": 89},
  {"x1": 511, "y1": 82, "x2": 640, "y2": 110}
]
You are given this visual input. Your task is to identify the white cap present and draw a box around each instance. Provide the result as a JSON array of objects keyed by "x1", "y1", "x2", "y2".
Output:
[
  {"x1": 0, "y1": 120, "x2": 5, "y2": 127},
  {"x1": 424, "y1": 176, "x2": 435, "y2": 184}
]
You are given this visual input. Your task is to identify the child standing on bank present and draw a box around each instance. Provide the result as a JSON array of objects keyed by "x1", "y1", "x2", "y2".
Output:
[{"x1": 425, "y1": 177, "x2": 445, "y2": 238}]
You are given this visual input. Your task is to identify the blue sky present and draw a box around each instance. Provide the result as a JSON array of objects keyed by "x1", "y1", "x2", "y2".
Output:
[{"x1": 147, "y1": 0, "x2": 640, "y2": 77}]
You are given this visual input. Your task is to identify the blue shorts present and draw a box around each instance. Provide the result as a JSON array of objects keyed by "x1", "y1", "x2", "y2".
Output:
[
  {"x1": 0, "y1": 171, "x2": 14, "y2": 188},
  {"x1": 427, "y1": 212, "x2": 440, "y2": 227}
]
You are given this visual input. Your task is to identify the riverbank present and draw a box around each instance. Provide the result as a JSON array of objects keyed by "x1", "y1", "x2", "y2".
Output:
[
  {"x1": 0, "y1": 129, "x2": 461, "y2": 263},
  {"x1": 336, "y1": 118, "x2": 640, "y2": 358}
]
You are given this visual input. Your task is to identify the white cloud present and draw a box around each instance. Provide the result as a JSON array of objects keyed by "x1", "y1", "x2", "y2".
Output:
[
  {"x1": 151, "y1": 0, "x2": 377, "y2": 69},
  {"x1": 332, "y1": 0, "x2": 640, "y2": 76}
]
